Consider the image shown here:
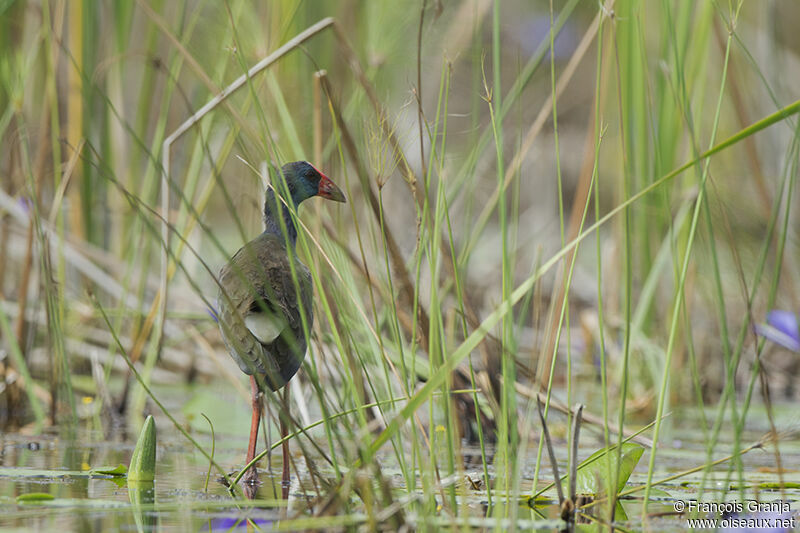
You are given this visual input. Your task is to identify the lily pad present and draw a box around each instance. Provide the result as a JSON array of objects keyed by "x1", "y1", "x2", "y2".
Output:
[
  {"x1": 90, "y1": 464, "x2": 128, "y2": 476},
  {"x1": 0, "y1": 467, "x2": 126, "y2": 479},
  {"x1": 16, "y1": 493, "x2": 55, "y2": 503},
  {"x1": 15, "y1": 497, "x2": 128, "y2": 508}
]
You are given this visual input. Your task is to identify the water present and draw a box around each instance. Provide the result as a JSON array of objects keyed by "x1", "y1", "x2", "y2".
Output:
[{"x1": 1, "y1": 387, "x2": 799, "y2": 531}]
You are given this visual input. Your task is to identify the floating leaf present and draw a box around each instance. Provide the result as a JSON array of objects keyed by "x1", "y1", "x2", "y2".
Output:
[
  {"x1": 1, "y1": 468, "x2": 77, "y2": 479},
  {"x1": 90, "y1": 464, "x2": 128, "y2": 476},
  {"x1": 16, "y1": 497, "x2": 127, "y2": 508},
  {"x1": 0, "y1": 467, "x2": 125, "y2": 479},
  {"x1": 575, "y1": 443, "x2": 644, "y2": 496},
  {"x1": 16, "y1": 492, "x2": 55, "y2": 503},
  {"x1": 755, "y1": 481, "x2": 800, "y2": 490},
  {"x1": 128, "y1": 415, "x2": 156, "y2": 481}
]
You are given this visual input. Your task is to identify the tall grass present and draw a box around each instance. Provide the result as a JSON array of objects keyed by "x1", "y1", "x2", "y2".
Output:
[{"x1": 1, "y1": 0, "x2": 799, "y2": 528}]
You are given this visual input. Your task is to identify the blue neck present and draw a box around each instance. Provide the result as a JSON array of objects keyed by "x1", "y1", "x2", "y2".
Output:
[{"x1": 263, "y1": 189, "x2": 299, "y2": 244}]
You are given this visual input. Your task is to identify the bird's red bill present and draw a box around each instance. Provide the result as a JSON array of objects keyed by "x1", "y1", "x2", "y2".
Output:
[{"x1": 317, "y1": 174, "x2": 346, "y2": 202}]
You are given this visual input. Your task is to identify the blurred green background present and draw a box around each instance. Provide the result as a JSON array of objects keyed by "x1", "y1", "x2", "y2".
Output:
[{"x1": 2, "y1": 0, "x2": 800, "y2": 529}]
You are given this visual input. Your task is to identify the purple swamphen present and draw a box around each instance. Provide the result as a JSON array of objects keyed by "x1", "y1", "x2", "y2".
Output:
[{"x1": 216, "y1": 161, "x2": 345, "y2": 496}]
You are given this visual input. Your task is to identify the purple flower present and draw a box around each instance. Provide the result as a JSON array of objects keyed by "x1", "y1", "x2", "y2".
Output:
[
  {"x1": 755, "y1": 311, "x2": 800, "y2": 352},
  {"x1": 18, "y1": 196, "x2": 32, "y2": 215},
  {"x1": 205, "y1": 517, "x2": 270, "y2": 531}
]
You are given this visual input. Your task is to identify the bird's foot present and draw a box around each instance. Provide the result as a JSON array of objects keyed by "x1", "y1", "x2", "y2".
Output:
[{"x1": 241, "y1": 466, "x2": 261, "y2": 500}]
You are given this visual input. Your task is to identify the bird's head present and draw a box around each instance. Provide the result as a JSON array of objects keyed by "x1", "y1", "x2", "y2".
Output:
[{"x1": 278, "y1": 161, "x2": 346, "y2": 205}]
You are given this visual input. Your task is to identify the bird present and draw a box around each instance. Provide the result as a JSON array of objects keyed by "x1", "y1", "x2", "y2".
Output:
[{"x1": 215, "y1": 161, "x2": 345, "y2": 497}]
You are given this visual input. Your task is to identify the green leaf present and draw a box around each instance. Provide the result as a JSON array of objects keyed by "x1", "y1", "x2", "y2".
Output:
[
  {"x1": 90, "y1": 464, "x2": 128, "y2": 476},
  {"x1": 755, "y1": 481, "x2": 800, "y2": 490},
  {"x1": 0, "y1": 467, "x2": 125, "y2": 479},
  {"x1": 0, "y1": 468, "x2": 75, "y2": 479},
  {"x1": 16, "y1": 492, "x2": 55, "y2": 503},
  {"x1": 575, "y1": 443, "x2": 644, "y2": 496},
  {"x1": 128, "y1": 415, "x2": 157, "y2": 481},
  {"x1": 16, "y1": 497, "x2": 128, "y2": 508}
]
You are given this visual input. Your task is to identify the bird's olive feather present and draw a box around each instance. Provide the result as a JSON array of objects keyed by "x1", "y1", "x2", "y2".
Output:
[{"x1": 217, "y1": 231, "x2": 313, "y2": 391}]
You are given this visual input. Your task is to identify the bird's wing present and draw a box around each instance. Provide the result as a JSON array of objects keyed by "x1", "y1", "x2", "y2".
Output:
[{"x1": 217, "y1": 232, "x2": 313, "y2": 388}]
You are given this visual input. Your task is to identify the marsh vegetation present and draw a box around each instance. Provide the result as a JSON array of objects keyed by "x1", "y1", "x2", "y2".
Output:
[{"x1": 1, "y1": 1, "x2": 800, "y2": 531}]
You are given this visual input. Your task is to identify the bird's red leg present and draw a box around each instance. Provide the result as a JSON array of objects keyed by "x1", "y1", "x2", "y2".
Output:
[
  {"x1": 244, "y1": 375, "x2": 261, "y2": 489},
  {"x1": 280, "y1": 386, "x2": 290, "y2": 499}
]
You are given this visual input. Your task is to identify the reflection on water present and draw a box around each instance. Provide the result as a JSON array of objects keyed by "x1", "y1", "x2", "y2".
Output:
[
  {"x1": 0, "y1": 418, "x2": 290, "y2": 531},
  {"x1": 1, "y1": 396, "x2": 799, "y2": 531}
]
